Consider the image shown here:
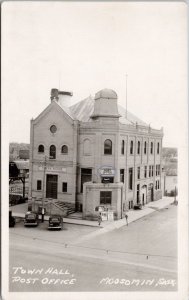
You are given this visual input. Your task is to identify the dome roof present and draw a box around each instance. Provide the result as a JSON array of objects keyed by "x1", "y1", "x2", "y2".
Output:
[{"x1": 94, "y1": 89, "x2": 117, "y2": 100}]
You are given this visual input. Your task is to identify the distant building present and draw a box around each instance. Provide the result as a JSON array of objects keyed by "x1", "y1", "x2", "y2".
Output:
[
  {"x1": 29, "y1": 88, "x2": 163, "y2": 220},
  {"x1": 19, "y1": 150, "x2": 30, "y2": 160}
]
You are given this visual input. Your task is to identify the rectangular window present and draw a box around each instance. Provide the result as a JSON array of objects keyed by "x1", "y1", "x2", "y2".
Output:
[
  {"x1": 62, "y1": 182, "x2": 67, "y2": 193},
  {"x1": 121, "y1": 140, "x2": 125, "y2": 155},
  {"x1": 137, "y1": 184, "x2": 140, "y2": 204},
  {"x1": 149, "y1": 165, "x2": 151, "y2": 177},
  {"x1": 81, "y1": 168, "x2": 92, "y2": 193},
  {"x1": 120, "y1": 169, "x2": 124, "y2": 183},
  {"x1": 144, "y1": 166, "x2": 147, "y2": 178},
  {"x1": 100, "y1": 191, "x2": 112, "y2": 205},
  {"x1": 137, "y1": 167, "x2": 140, "y2": 179},
  {"x1": 150, "y1": 142, "x2": 153, "y2": 154},
  {"x1": 137, "y1": 141, "x2": 140, "y2": 154},
  {"x1": 129, "y1": 168, "x2": 133, "y2": 190},
  {"x1": 37, "y1": 180, "x2": 42, "y2": 190},
  {"x1": 152, "y1": 166, "x2": 154, "y2": 177},
  {"x1": 130, "y1": 141, "x2": 133, "y2": 155}
]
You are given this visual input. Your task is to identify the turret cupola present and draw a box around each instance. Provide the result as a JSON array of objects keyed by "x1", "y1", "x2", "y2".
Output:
[{"x1": 91, "y1": 88, "x2": 120, "y2": 119}]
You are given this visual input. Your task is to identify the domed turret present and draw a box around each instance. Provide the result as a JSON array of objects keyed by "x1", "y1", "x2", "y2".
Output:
[{"x1": 91, "y1": 88, "x2": 120, "y2": 119}]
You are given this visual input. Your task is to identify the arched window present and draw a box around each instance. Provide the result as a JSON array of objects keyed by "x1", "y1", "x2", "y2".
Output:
[
  {"x1": 150, "y1": 142, "x2": 153, "y2": 154},
  {"x1": 61, "y1": 145, "x2": 68, "y2": 154},
  {"x1": 137, "y1": 141, "x2": 140, "y2": 154},
  {"x1": 130, "y1": 140, "x2": 133, "y2": 155},
  {"x1": 121, "y1": 140, "x2": 125, "y2": 155},
  {"x1": 157, "y1": 142, "x2": 160, "y2": 154},
  {"x1": 144, "y1": 141, "x2": 147, "y2": 154},
  {"x1": 83, "y1": 139, "x2": 91, "y2": 155},
  {"x1": 38, "y1": 145, "x2": 44, "y2": 153},
  {"x1": 50, "y1": 145, "x2": 56, "y2": 159},
  {"x1": 104, "y1": 139, "x2": 112, "y2": 155}
]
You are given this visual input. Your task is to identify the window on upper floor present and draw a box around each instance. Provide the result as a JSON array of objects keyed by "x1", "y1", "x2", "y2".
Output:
[
  {"x1": 157, "y1": 142, "x2": 160, "y2": 154},
  {"x1": 50, "y1": 145, "x2": 56, "y2": 159},
  {"x1": 61, "y1": 145, "x2": 68, "y2": 154},
  {"x1": 38, "y1": 145, "x2": 44, "y2": 153},
  {"x1": 129, "y1": 168, "x2": 133, "y2": 190},
  {"x1": 144, "y1": 166, "x2": 147, "y2": 178},
  {"x1": 150, "y1": 142, "x2": 153, "y2": 154},
  {"x1": 130, "y1": 140, "x2": 134, "y2": 155},
  {"x1": 144, "y1": 141, "x2": 147, "y2": 155},
  {"x1": 120, "y1": 169, "x2": 124, "y2": 183},
  {"x1": 137, "y1": 167, "x2": 140, "y2": 179},
  {"x1": 121, "y1": 140, "x2": 125, "y2": 155},
  {"x1": 104, "y1": 139, "x2": 112, "y2": 155},
  {"x1": 137, "y1": 141, "x2": 140, "y2": 155},
  {"x1": 149, "y1": 165, "x2": 152, "y2": 177},
  {"x1": 83, "y1": 139, "x2": 91, "y2": 156},
  {"x1": 37, "y1": 180, "x2": 42, "y2": 190}
]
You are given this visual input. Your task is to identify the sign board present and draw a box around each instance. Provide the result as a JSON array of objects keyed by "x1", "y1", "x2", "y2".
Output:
[
  {"x1": 101, "y1": 211, "x2": 108, "y2": 221},
  {"x1": 107, "y1": 211, "x2": 114, "y2": 221},
  {"x1": 95, "y1": 206, "x2": 105, "y2": 212},
  {"x1": 99, "y1": 166, "x2": 115, "y2": 177}
]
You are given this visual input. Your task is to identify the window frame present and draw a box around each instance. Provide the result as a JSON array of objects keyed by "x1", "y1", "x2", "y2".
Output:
[
  {"x1": 144, "y1": 141, "x2": 147, "y2": 155},
  {"x1": 38, "y1": 144, "x2": 44, "y2": 153},
  {"x1": 100, "y1": 191, "x2": 112, "y2": 205},
  {"x1": 37, "y1": 180, "x2": 42, "y2": 191},
  {"x1": 150, "y1": 142, "x2": 153, "y2": 154},
  {"x1": 130, "y1": 140, "x2": 134, "y2": 155},
  {"x1": 104, "y1": 139, "x2": 112, "y2": 155},
  {"x1": 49, "y1": 145, "x2": 56, "y2": 159},
  {"x1": 137, "y1": 141, "x2": 140, "y2": 155},
  {"x1": 121, "y1": 140, "x2": 125, "y2": 155},
  {"x1": 62, "y1": 182, "x2": 68, "y2": 193},
  {"x1": 129, "y1": 168, "x2": 133, "y2": 190},
  {"x1": 61, "y1": 145, "x2": 68, "y2": 154},
  {"x1": 137, "y1": 166, "x2": 140, "y2": 179}
]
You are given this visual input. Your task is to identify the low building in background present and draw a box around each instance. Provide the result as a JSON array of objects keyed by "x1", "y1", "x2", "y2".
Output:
[{"x1": 29, "y1": 88, "x2": 163, "y2": 220}]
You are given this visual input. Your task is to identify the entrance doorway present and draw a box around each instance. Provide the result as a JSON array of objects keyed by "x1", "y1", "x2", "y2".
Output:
[
  {"x1": 46, "y1": 174, "x2": 58, "y2": 199},
  {"x1": 151, "y1": 187, "x2": 154, "y2": 201},
  {"x1": 142, "y1": 194, "x2": 144, "y2": 205}
]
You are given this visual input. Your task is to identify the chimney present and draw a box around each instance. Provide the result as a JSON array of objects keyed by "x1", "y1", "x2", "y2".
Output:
[
  {"x1": 50, "y1": 89, "x2": 73, "y2": 107},
  {"x1": 50, "y1": 88, "x2": 59, "y2": 101}
]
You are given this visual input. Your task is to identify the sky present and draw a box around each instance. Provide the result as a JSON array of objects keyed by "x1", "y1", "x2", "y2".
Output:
[{"x1": 2, "y1": 1, "x2": 188, "y2": 147}]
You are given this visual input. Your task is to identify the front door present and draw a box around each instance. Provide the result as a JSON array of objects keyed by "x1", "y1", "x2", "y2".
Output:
[
  {"x1": 142, "y1": 194, "x2": 144, "y2": 205},
  {"x1": 46, "y1": 174, "x2": 58, "y2": 199}
]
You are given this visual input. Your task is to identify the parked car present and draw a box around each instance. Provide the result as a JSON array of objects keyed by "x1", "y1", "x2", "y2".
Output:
[
  {"x1": 134, "y1": 203, "x2": 142, "y2": 210},
  {"x1": 9, "y1": 211, "x2": 15, "y2": 227},
  {"x1": 48, "y1": 215, "x2": 63, "y2": 230},
  {"x1": 24, "y1": 211, "x2": 39, "y2": 226}
]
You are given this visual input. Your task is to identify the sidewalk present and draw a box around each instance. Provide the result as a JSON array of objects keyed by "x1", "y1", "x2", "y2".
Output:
[{"x1": 10, "y1": 197, "x2": 175, "y2": 229}]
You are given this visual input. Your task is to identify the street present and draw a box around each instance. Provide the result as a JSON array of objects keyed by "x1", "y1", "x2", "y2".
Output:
[{"x1": 9, "y1": 204, "x2": 177, "y2": 292}]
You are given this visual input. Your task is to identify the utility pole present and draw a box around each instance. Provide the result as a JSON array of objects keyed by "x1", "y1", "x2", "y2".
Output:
[
  {"x1": 42, "y1": 156, "x2": 47, "y2": 222},
  {"x1": 125, "y1": 74, "x2": 128, "y2": 119}
]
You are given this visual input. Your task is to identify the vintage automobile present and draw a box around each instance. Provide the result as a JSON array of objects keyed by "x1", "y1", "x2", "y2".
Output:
[
  {"x1": 9, "y1": 211, "x2": 15, "y2": 227},
  {"x1": 48, "y1": 215, "x2": 63, "y2": 230},
  {"x1": 134, "y1": 203, "x2": 142, "y2": 210},
  {"x1": 24, "y1": 211, "x2": 39, "y2": 226}
]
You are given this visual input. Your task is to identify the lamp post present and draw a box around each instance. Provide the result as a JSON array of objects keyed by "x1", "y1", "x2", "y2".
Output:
[{"x1": 41, "y1": 156, "x2": 47, "y2": 222}]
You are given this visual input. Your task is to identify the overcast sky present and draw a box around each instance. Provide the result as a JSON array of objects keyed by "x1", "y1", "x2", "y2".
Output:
[{"x1": 2, "y1": 1, "x2": 187, "y2": 147}]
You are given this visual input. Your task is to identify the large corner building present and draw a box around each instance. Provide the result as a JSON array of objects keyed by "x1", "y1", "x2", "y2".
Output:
[{"x1": 29, "y1": 88, "x2": 163, "y2": 220}]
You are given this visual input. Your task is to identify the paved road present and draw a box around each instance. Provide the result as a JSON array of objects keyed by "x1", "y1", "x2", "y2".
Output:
[{"x1": 9, "y1": 204, "x2": 177, "y2": 292}]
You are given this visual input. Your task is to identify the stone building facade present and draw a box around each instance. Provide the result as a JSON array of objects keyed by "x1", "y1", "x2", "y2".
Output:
[{"x1": 29, "y1": 88, "x2": 163, "y2": 220}]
